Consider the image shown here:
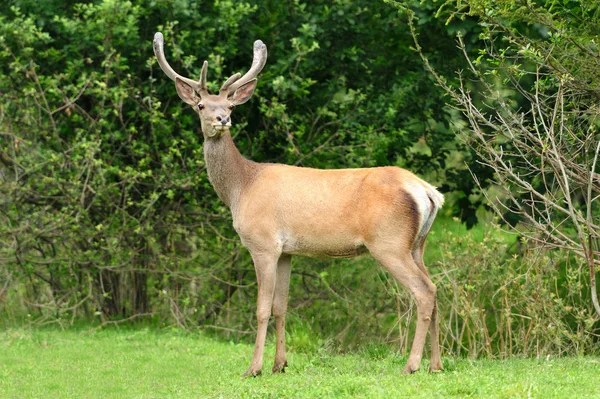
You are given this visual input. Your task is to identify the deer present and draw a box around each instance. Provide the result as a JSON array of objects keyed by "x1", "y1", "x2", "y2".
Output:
[{"x1": 153, "y1": 32, "x2": 445, "y2": 377}]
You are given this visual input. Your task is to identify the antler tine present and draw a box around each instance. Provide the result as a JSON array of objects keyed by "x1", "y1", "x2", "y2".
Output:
[
  {"x1": 153, "y1": 32, "x2": 199, "y2": 89},
  {"x1": 198, "y1": 61, "x2": 209, "y2": 94},
  {"x1": 220, "y1": 73, "x2": 242, "y2": 93},
  {"x1": 227, "y1": 40, "x2": 268, "y2": 95}
]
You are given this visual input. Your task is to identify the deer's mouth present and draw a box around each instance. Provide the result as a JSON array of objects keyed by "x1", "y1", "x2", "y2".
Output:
[
  {"x1": 211, "y1": 122, "x2": 232, "y2": 128},
  {"x1": 206, "y1": 123, "x2": 231, "y2": 138}
]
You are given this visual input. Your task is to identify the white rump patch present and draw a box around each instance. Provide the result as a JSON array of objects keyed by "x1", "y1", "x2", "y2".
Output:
[
  {"x1": 405, "y1": 182, "x2": 444, "y2": 242},
  {"x1": 405, "y1": 183, "x2": 431, "y2": 233}
]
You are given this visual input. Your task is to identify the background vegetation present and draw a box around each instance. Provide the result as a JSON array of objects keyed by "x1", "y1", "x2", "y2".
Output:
[{"x1": 1, "y1": 0, "x2": 598, "y2": 360}]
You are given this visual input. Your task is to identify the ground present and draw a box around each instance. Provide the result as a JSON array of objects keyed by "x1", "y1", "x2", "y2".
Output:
[{"x1": 1, "y1": 328, "x2": 598, "y2": 398}]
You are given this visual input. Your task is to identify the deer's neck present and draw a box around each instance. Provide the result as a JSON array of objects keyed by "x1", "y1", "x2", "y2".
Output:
[{"x1": 203, "y1": 131, "x2": 260, "y2": 210}]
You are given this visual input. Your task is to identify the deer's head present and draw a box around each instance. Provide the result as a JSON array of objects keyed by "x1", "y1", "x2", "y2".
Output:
[{"x1": 153, "y1": 32, "x2": 267, "y2": 138}]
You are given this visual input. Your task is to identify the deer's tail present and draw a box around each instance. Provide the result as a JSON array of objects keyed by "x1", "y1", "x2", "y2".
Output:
[{"x1": 416, "y1": 184, "x2": 444, "y2": 245}]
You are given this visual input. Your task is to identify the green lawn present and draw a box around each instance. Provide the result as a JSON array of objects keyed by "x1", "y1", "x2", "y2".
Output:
[{"x1": 0, "y1": 328, "x2": 598, "y2": 398}]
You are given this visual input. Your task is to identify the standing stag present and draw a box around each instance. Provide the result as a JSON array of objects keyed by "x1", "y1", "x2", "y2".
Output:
[{"x1": 153, "y1": 32, "x2": 445, "y2": 377}]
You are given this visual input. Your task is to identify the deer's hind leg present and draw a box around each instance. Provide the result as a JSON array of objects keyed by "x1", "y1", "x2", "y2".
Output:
[
  {"x1": 412, "y1": 239, "x2": 443, "y2": 372},
  {"x1": 369, "y1": 242, "x2": 436, "y2": 374}
]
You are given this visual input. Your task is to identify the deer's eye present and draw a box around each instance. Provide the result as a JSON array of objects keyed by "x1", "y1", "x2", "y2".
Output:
[
  {"x1": 198, "y1": 103, "x2": 205, "y2": 110},
  {"x1": 228, "y1": 105, "x2": 235, "y2": 110}
]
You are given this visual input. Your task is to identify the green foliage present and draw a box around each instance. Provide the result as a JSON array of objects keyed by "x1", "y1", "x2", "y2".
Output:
[
  {"x1": 2, "y1": 328, "x2": 600, "y2": 398},
  {"x1": 0, "y1": 0, "x2": 469, "y2": 325},
  {"x1": 435, "y1": 224, "x2": 598, "y2": 357},
  {"x1": 404, "y1": 0, "x2": 600, "y2": 317},
  {"x1": 1, "y1": 0, "x2": 598, "y2": 360}
]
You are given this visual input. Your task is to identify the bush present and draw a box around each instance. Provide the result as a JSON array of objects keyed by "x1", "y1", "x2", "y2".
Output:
[{"x1": 1, "y1": 0, "x2": 597, "y2": 358}]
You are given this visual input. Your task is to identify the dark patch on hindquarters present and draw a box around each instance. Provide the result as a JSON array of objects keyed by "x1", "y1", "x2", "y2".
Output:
[{"x1": 399, "y1": 188, "x2": 420, "y2": 243}]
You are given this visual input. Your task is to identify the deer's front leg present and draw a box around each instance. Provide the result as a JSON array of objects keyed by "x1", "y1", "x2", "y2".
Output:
[
  {"x1": 272, "y1": 254, "x2": 292, "y2": 373},
  {"x1": 242, "y1": 251, "x2": 279, "y2": 378}
]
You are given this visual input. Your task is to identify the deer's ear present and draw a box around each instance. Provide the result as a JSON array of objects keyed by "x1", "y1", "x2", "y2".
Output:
[
  {"x1": 230, "y1": 78, "x2": 257, "y2": 105},
  {"x1": 175, "y1": 77, "x2": 201, "y2": 106}
]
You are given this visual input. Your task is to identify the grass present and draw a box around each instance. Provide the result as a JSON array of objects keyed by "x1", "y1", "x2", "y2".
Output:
[{"x1": 1, "y1": 328, "x2": 599, "y2": 398}]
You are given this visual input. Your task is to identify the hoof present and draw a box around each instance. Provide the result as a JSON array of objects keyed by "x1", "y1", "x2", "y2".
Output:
[
  {"x1": 429, "y1": 362, "x2": 444, "y2": 373},
  {"x1": 401, "y1": 364, "x2": 418, "y2": 375},
  {"x1": 272, "y1": 360, "x2": 288, "y2": 374},
  {"x1": 241, "y1": 368, "x2": 262, "y2": 378}
]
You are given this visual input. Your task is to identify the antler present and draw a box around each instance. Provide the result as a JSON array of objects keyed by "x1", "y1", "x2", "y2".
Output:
[
  {"x1": 153, "y1": 32, "x2": 199, "y2": 89},
  {"x1": 219, "y1": 72, "x2": 241, "y2": 93},
  {"x1": 154, "y1": 32, "x2": 267, "y2": 96},
  {"x1": 221, "y1": 40, "x2": 268, "y2": 96},
  {"x1": 198, "y1": 61, "x2": 208, "y2": 94}
]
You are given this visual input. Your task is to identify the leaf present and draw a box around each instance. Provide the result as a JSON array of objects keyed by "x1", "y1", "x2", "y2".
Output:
[{"x1": 408, "y1": 137, "x2": 432, "y2": 157}]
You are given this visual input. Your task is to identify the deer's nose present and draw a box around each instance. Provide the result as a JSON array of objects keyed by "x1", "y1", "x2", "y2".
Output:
[{"x1": 216, "y1": 115, "x2": 230, "y2": 125}]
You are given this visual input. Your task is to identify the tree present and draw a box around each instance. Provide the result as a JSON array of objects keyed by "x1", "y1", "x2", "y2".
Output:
[{"x1": 405, "y1": 0, "x2": 600, "y2": 316}]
